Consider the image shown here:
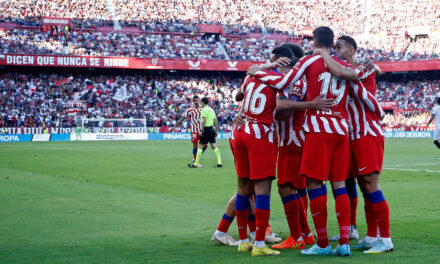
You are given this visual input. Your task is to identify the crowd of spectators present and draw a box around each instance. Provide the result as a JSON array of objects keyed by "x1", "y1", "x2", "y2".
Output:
[
  {"x1": 1, "y1": 28, "x2": 439, "y2": 62},
  {"x1": 1, "y1": 0, "x2": 439, "y2": 61},
  {"x1": 0, "y1": 0, "x2": 111, "y2": 28},
  {"x1": 0, "y1": 29, "x2": 225, "y2": 59},
  {"x1": 382, "y1": 112, "x2": 431, "y2": 130},
  {"x1": 0, "y1": 72, "x2": 241, "y2": 131},
  {"x1": 376, "y1": 80, "x2": 440, "y2": 110},
  {"x1": 0, "y1": 71, "x2": 438, "y2": 131}
]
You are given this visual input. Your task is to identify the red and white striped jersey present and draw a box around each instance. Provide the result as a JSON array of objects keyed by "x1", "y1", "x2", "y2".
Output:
[
  {"x1": 347, "y1": 68, "x2": 384, "y2": 140},
  {"x1": 185, "y1": 107, "x2": 202, "y2": 134},
  {"x1": 276, "y1": 78, "x2": 306, "y2": 147},
  {"x1": 233, "y1": 73, "x2": 282, "y2": 143},
  {"x1": 254, "y1": 55, "x2": 383, "y2": 136}
]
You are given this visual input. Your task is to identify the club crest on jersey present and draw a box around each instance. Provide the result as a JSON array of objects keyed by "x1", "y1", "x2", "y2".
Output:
[{"x1": 288, "y1": 85, "x2": 302, "y2": 100}]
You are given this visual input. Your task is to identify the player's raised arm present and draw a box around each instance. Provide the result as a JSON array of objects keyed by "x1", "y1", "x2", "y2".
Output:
[
  {"x1": 171, "y1": 115, "x2": 186, "y2": 132},
  {"x1": 236, "y1": 75, "x2": 251, "y2": 102},
  {"x1": 349, "y1": 80, "x2": 384, "y2": 119},
  {"x1": 314, "y1": 49, "x2": 360, "y2": 81},
  {"x1": 363, "y1": 59, "x2": 383, "y2": 78},
  {"x1": 249, "y1": 58, "x2": 308, "y2": 90}
]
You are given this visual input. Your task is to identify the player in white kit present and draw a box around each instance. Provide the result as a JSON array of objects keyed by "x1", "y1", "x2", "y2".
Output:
[{"x1": 427, "y1": 98, "x2": 440, "y2": 149}]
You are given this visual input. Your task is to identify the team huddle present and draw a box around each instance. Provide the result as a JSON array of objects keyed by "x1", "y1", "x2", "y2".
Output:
[{"x1": 175, "y1": 26, "x2": 393, "y2": 257}]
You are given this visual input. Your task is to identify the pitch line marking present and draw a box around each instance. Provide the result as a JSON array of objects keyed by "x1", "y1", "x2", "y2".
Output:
[
  {"x1": 384, "y1": 163, "x2": 438, "y2": 167},
  {"x1": 383, "y1": 168, "x2": 440, "y2": 173}
]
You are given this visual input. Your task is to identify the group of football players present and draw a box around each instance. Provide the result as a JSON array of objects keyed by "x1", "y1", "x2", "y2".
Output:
[{"x1": 176, "y1": 26, "x2": 393, "y2": 257}]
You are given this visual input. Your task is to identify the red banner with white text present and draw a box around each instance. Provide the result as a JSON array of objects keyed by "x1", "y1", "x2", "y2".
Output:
[
  {"x1": 41, "y1": 17, "x2": 71, "y2": 27},
  {"x1": 0, "y1": 54, "x2": 263, "y2": 71},
  {"x1": 1, "y1": 54, "x2": 439, "y2": 72},
  {"x1": 379, "y1": 101, "x2": 398, "y2": 110}
]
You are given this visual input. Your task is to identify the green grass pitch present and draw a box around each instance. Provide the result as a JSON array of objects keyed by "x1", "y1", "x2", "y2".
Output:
[{"x1": 1, "y1": 138, "x2": 439, "y2": 263}]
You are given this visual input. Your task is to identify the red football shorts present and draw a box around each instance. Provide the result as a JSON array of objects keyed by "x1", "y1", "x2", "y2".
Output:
[
  {"x1": 348, "y1": 143, "x2": 357, "y2": 179},
  {"x1": 233, "y1": 129, "x2": 277, "y2": 180},
  {"x1": 191, "y1": 132, "x2": 200, "y2": 143},
  {"x1": 229, "y1": 137, "x2": 235, "y2": 157},
  {"x1": 351, "y1": 135, "x2": 384, "y2": 176},
  {"x1": 277, "y1": 143, "x2": 305, "y2": 189},
  {"x1": 300, "y1": 132, "x2": 350, "y2": 182}
]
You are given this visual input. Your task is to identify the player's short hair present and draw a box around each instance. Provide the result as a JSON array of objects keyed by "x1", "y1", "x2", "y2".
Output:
[
  {"x1": 338, "y1": 35, "x2": 358, "y2": 51},
  {"x1": 193, "y1": 95, "x2": 199, "y2": 101},
  {"x1": 272, "y1": 45, "x2": 295, "y2": 66},
  {"x1": 201, "y1": 97, "x2": 209, "y2": 105},
  {"x1": 281, "y1": 43, "x2": 305, "y2": 60},
  {"x1": 313, "y1": 26, "x2": 334, "y2": 48},
  {"x1": 437, "y1": 97, "x2": 440, "y2": 105}
]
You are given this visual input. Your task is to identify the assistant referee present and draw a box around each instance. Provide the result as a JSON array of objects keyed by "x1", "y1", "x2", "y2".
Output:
[{"x1": 188, "y1": 97, "x2": 223, "y2": 168}]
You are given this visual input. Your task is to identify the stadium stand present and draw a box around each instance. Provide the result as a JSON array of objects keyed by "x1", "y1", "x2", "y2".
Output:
[
  {"x1": 0, "y1": 0, "x2": 439, "y2": 133},
  {"x1": 0, "y1": 0, "x2": 439, "y2": 61}
]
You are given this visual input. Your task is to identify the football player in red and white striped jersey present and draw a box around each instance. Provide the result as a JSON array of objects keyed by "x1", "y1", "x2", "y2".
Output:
[
  {"x1": 232, "y1": 46, "x2": 296, "y2": 256},
  {"x1": 171, "y1": 96, "x2": 202, "y2": 162},
  {"x1": 330, "y1": 36, "x2": 393, "y2": 253},
  {"x1": 249, "y1": 27, "x2": 384, "y2": 256}
]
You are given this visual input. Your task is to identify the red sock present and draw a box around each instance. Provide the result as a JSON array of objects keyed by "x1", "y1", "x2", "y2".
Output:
[
  {"x1": 248, "y1": 214, "x2": 256, "y2": 233},
  {"x1": 255, "y1": 195, "x2": 271, "y2": 242},
  {"x1": 334, "y1": 188, "x2": 350, "y2": 245},
  {"x1": 282, "y1": 194, "x2": 302, "y2": 240},
  {"x1": 235, "y1": 194, "x2": 249, "y2": 240},
  {"x1": 308, "y1": 189, "x2": 328, "y2": 248},
  {"x1": 298, "y1": 195, "x2": 311, "y2": 235},
  {"x1": 364, "y1": 197, "x2": 378, "y2": 237},
  {"x1": 217, "y1": 213, "x2": 234, "y2": 233},
  {"x1": 350, "y1": 197, "x2": 358, "y2": 226},
  {"x1": 255, "y1": 208, "x2": 270, "y2": 241},
  {"x1": 298, "y1": 188, "x2": 309, "y2": 212},
  {"x1": 235, "y1": 209, "x2": 249, "y2": 240},
  {"x1": 368, "y1": 191, "x2": 390, "y2": 238}
]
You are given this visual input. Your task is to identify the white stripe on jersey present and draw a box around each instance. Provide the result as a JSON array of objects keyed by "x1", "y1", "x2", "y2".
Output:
[
  {"x1": 351, "y1": 100, "x2": 361, "y2": 138},
  {"x1": 253, "y1": 124, "x2": 261, "y2": 139},
  {"x1": 331, "y1": 117, "x2": 345, "y2": 135},
  {"x1": 260, "y1": 75, "x2": 282, "y2": 82},
  {"x1": 304, "y1": 116, "x2": 310, "y2": 132},
  {"x1": 245, "y1": 122, "x2": 250, "y2": 134},
  {"x1": 291, "y1": 130, "x2": 301, "y2": 147},
  {"x1": 366, "y1": 123, "x2": 377, "y2": 137},
  {"x1": 359, "y1": 68, "x2": 375, "y2": 80},
  {"x1": 341, "y1": 119, "x2": 349, "y2": 134},
  {"x1": 372, "y1": 121, "x2": 384, "y2": 136},
  {"x1": 320, "y1": 117, "x2": 332, "y2": 133},
  {"x1": 311, "y1": 116, "x2": 320, "y2": 132},
  {"x1": 272, "y1": 55, "x2": 321, "y2": 90},
  {"x1": 299, "y1": 130, "x2": 305, "y2": 141}
]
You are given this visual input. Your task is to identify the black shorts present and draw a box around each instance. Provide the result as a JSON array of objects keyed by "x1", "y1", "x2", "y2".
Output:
[{"x1": 200, "y1": 126, "x2": 216, "y2": 144}]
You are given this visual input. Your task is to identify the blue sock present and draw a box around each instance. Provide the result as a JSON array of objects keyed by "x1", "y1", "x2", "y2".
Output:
[
  {"x1": 307, "y1": 187, "x2": 326, "y2": 201},
  {"x1": 235, "y1": 194, "x2": 249, "y2": 211},
  {"x1": 368, "y1": 190, "x2": 385, "y2": 204},
  {"x1": 222, "y1": 213, "x2": 234, "y2": 222},
  {"x1": 298, "y1": 188, "x2": 307, "y2": 197},
  {"x1": 255, "y1": 195, "x2": 270, "y2": 210},
  {"x1": 333, "y1": 187, "x2": 349, "y2": 199},
  {"x1": 281, "y1": 194, "x2": 298, "y2": 204}
]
